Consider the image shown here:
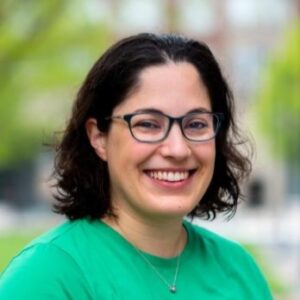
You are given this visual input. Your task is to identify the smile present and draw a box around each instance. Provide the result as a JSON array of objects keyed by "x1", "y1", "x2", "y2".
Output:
[{"x1": 146, "y1": 170, "x2": 190, "y2": 182}]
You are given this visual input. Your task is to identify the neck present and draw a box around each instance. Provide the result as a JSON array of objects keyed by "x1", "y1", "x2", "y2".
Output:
[{"x1": 102, "y1": 212, "x2": 187, "y2": 258}]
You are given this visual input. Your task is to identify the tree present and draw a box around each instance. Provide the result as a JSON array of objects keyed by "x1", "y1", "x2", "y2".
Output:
[
  {"x1": 0, "y1": 0, "x2": 112, "y2": 168},
  {"x1": 255, "y1": 22, "x2": 300, "y2": 166}
]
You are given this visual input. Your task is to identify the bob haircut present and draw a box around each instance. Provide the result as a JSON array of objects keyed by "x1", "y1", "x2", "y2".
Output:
[{"x1": 53, "y1": 33, "x2": 252, "y2": 220}]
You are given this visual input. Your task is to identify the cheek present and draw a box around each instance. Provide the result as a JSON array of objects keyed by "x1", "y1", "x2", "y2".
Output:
[
  {"x1": 210, "y1": 146, "x2": 216, "y2": 165},
  {"x1": 194, "y1": 142, "x2": 216, "y2": 165},
  {"x1": 106, "y1": 130, "x2": 155, "y2": 168}
]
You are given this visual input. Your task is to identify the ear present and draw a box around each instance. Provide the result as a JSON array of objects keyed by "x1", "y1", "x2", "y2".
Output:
[{"x1": 85, "y1": 118, "x2": 108, "y2": 161}]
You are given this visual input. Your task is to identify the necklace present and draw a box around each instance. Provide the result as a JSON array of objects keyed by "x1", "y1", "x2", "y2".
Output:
[
  {"x1": 115, "y1": 222, "x2": 183, "y2": 294},
  {"x1": 135, "y1": 248, "x2": 181, "y2": 293}
]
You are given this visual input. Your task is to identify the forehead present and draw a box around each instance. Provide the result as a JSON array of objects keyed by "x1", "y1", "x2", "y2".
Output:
[{"x1": 113, "y1": 62, "x2": 211, "y2": 115}]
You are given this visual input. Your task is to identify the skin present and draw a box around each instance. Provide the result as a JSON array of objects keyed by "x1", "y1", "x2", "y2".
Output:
[{"x1": 86, "y1": 62, "x2": 216, "y2": 257}]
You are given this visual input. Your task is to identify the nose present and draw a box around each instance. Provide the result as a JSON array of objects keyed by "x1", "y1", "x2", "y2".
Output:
[{"x1": 159, "y1": 122, "x2": 191, "y2": 160}]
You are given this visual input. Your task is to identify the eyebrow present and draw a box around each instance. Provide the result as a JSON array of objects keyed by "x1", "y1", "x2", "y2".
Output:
[{"x1": 133, "y1": 107, "x2": 213, "y2": 114}]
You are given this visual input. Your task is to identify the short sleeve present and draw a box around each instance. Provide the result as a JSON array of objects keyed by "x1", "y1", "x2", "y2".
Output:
[
  {"x1": 221, "y1": 241, "x2": 274, "y2": 300},
  {"x1": 0, "y1": 243, "x2": 94, "y2": 300},
  {"x1": 240, "y1": 248, "x2": 274, "y2": 300}
]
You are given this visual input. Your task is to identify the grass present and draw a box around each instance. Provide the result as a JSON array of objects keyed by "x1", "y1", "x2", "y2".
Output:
[{"x1": 0, "y1": 232, "x2": 41, "y2": 273}]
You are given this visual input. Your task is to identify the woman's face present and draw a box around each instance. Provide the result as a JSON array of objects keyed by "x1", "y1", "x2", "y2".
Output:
[{"x1": 89, "y1": 62, "x2": 216, "y2": 222}]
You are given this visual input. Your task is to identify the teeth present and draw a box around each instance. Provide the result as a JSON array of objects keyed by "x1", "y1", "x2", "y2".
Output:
[{"x1": 148, "y1": 171, "x2": 189, "y2": 182}]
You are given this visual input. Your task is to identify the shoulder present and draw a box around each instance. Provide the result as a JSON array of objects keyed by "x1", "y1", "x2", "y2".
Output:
[
  {"x1": 184, "y1": 220, "x2": 273, "y2": 298},
  {"x1": 185, "y1": 220, "x2": 244, "y2": 253},
  {"x1": 2, "y1": 218, "x2": 95, "y2": 273},
  {"x1": 184, "y1": 221, "x2": 263, "y2": 276},
  {"x1": 19, "y1": 217, "x2": 100, "y2": 258},
  {"x1": 0, "y1": 219, "x2": 95, "y2": 299},
  {"x1": 24, "y1": 218, "x2": 88, "y2": 247}
]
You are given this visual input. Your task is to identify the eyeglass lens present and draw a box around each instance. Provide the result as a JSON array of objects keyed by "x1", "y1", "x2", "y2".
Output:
[{"x1": 129, "y1": 112, "x2": 219, "y2": 142}]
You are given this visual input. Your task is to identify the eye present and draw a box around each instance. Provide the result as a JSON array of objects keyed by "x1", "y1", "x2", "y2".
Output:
[
  {"x1": 131, "y1": 113, "x2": 166, "y2": 131},
  {"x1": 134, "y1": 120, "x2": 161, "y2": 129},
  {"x1": 185, "y1": 119, "x2": 208, "y2": 130}
]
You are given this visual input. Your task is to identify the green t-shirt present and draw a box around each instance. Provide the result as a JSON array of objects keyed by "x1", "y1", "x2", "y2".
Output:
[{"x1": 0, "y1": 218, "x2": 273, "y2": 299}]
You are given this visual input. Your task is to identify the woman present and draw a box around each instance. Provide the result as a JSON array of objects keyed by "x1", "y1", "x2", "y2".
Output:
[{"x1": 0, "y1": 33, "x2": 273, "y2": 299}]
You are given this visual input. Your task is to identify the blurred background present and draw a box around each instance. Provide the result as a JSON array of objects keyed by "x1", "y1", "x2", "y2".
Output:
[{"x1": 0, "y1": 0, "x2": 299, "y2": 298}]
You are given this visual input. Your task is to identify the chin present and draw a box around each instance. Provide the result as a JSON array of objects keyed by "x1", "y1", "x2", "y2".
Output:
[{"x1": 145, "y1": 197, "x2": 198, "y2": 219}]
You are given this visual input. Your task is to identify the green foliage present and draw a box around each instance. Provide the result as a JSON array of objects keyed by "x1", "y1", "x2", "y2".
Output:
[
  {"x1": 255, "y1": 22, "x2": 300, "y2": 165},
  {"x1": 0, "y1": 0, "x2": 113, "y2": 167}
]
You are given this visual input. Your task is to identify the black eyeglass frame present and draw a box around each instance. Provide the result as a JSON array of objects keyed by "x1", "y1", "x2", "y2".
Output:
[{"x1": 105, "y1": 111, "x2": 224, "y2": 143}]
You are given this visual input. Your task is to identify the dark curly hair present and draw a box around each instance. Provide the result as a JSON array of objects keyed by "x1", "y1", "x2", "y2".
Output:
[{"x1": 52, "y1": 33, "x2": 252, "y2": 220}]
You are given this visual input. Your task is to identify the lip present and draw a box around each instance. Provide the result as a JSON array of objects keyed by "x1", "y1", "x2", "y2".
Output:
[{"x1": 143, "y1": 168, "x2": 197, "y2": 188}]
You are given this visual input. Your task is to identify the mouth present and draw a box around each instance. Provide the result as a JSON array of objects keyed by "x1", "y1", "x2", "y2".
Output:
[{"x1": 144, "y1": 169, "x2": 196, "y2": 183}]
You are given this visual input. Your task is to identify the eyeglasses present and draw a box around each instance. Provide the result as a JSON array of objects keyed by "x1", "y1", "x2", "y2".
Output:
[{"x1": 105, "y1": 111, "x2": 224, "y2": 143}]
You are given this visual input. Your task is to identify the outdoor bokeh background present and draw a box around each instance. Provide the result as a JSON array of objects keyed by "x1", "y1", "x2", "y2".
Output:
[{"x1": 0, "y1": 0, "x2": 299, "y2": 299}]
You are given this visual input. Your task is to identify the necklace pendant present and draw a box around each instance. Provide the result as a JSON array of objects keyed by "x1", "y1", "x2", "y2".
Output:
[{"x1": 169, "y1": 285, "x2": 176, "y2": 293}]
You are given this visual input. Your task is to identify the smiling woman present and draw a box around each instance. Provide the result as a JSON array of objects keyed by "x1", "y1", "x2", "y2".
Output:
[{"x1": 0, "y1": 33, "x2": 273, "y2": 299}]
